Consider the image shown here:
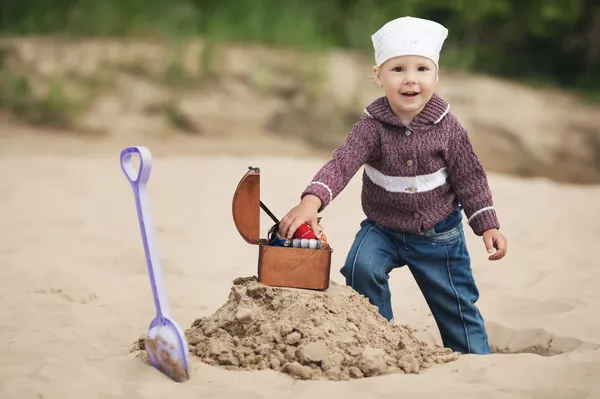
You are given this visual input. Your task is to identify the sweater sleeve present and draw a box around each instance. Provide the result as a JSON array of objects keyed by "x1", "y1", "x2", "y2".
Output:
[
  {"x1": 444, "y1": 119, "x2": 500, "y2": 236},
  {"x1": 301, "y1": 117, "x2": 380, "y2": 212}
]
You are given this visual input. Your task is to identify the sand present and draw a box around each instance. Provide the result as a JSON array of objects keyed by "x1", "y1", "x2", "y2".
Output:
[
  {"x1": 1, "y1": 148, "x2": 600, "y2": 398},
  {"x1": 178, "y1": 276, "x2": 458, "y2": 380}
]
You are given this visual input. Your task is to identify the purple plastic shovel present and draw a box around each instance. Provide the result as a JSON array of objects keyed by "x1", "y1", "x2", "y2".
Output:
[{"x1": 120, "y1": 146, "x2": 190, "y2": 382}]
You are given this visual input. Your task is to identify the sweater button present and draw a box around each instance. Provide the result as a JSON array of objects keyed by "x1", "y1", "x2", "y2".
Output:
[
  {"x1": 407, "y1": 159, "x2": 414, "y2": 166},
  {"x1": 405, "y1": 130, "x2": 412, "y2": 136},
  {"x1": 413, "y1": 212, "x2": 420, "y2": 218}
]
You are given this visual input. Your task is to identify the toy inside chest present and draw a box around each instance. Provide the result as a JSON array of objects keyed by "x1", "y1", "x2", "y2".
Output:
[{"x1": 232, "y1": 167, "x2": 333, "y2": 291}]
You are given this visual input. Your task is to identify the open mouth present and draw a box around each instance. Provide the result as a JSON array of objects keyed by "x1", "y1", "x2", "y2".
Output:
[{"x1": 402, "y1": 91, "x2": 419, "y2": 97}]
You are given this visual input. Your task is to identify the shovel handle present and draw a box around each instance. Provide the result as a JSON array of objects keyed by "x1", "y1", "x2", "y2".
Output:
[
  {"x1": 120, "y1": 146, "x2": 153, "y2": 187},
  {"x1": 120, "y1": 146, "x2": 171, "y2": 318}
]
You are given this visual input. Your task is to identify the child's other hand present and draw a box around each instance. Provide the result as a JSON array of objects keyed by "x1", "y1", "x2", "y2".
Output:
[
  {"x1": 279, "y1": 195, "x2": 322, "y2": 239},
  {"x1": 482, "y1": 229, "x2": 507, "y2": 260}
]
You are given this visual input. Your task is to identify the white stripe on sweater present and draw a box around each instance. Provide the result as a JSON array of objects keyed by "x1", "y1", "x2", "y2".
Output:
[
  {"x1": 467, "y1": 206, "x2": 495, "y2": 224},
  {"x1": 307, "y1": 181, "x2": 333, "y2": 203},
  {"x1": 435, "y1": 104, "x2": 451, "y2": 124},
  {"x1": 364, "y1": 165, "x2": 448, "y2": 193}
]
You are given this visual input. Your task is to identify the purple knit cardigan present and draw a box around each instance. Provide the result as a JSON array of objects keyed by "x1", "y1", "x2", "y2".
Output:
[{"x1": 301, "y1": 94, "x2": 500, "y2": 236}]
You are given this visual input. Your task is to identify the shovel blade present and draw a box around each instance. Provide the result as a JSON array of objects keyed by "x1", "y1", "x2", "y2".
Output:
[{"x1": 145, "y1": 318, "x2": 190, "y2": 382}]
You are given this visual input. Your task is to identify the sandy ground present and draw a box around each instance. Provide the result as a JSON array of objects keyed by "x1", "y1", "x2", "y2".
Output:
[{"x1": 1, "y1": 135, "x2": 600, "y2": 398}]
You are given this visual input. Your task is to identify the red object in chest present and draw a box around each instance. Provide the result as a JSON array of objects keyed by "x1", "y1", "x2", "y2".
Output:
[{"x1": 292, "y1": 224, "x2": 316, "y2": 240}]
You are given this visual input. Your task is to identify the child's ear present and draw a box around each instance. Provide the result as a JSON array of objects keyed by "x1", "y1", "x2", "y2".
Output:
[{"x1": 372, "y1": 66, "x2": 383, "y2": 87}]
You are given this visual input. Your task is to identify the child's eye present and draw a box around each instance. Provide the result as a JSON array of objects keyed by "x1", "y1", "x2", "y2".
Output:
[
  {"x1": 392, "y1": 67, "x2": 404, "y2": 72},
  {"x1": 418, "y1": 66, "x2": 429, "y2": 72}
]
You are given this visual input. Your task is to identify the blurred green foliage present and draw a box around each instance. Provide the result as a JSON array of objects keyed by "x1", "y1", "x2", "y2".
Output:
[{"x1": 1, "y1": 0, "x2": 599, "y2": 93}]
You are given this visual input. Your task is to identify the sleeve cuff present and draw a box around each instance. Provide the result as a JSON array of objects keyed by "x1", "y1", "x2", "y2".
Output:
[
  {"x1": 301, "y1": 181, "x2": 333, "y2": 212},
  {"x1": 468, "y1": 207, "x2": 500, "y2": 236}
]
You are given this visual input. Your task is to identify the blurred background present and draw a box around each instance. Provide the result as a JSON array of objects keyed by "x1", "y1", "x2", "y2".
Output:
[{"x1": 1, "y1": 0, "x2": 599, "y2": 184}]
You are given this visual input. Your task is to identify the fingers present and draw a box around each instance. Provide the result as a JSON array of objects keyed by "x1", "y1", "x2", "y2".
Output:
[
  {"x1": 279, "y1": 212, "x2": 301, "y2": 239},
  {"x1": 489, "y1": 236, "x2": 507, "y2": 261},
  {"x1": 278, "y1": 214, "x2": 293, "y2": 238},
  {"x1": 309, "y1": 219, "x2": 321, "y2": 239},
  {"x1": 483, "y1": 234, "x2": 495, "y2": 255},
  {"x1": 286, "y1": 218, "x2": 304, "y2": 239}
]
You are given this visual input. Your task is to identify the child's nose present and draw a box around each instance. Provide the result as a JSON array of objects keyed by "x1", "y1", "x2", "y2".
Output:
[{"x1": 404, "y1": 73, "x2": 417, "y2": 84}]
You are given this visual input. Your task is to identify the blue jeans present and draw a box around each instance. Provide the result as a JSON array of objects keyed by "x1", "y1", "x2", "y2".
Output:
[{"x1": 340, "y1": 208, "x2": 490, "y2": 354}]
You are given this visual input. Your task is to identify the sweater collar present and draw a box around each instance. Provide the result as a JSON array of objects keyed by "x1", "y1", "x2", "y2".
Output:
[{"x1": 364, "y1": 93, "x2": 450, "y2": 129}]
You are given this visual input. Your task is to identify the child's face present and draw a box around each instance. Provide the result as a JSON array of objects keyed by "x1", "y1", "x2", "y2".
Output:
[{"x1": 373, "y1": 55, "x2": 438, "y2": 123}]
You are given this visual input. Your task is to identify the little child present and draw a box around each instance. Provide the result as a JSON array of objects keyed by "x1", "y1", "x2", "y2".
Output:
[{"x1": 278, "y1": 16, "x2": 507, "y2": 355}]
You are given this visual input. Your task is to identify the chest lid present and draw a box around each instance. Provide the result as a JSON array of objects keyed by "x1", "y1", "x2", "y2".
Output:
[
  {"x1": 232, "y1": 166, "x2": 261, "y2": 245},
  {"x1": 232, "y1": 166, "x2": 281, "y2": 245}
]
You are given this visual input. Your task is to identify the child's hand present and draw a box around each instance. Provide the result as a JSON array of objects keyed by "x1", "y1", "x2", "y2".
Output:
[
  {"x1": 482, "y1": 229, "x2": 507, "y2": 260},
  {"x1": 278, "y1": 195, "x2": 322, "y2": 239}
]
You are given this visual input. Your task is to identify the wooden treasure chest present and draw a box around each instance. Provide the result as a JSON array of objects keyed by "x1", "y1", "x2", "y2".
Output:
[{"x1": 232, "y1": 166, "x2": 333, "y2": 290}]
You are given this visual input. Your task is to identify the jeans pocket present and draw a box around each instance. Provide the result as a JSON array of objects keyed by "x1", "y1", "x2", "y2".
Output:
[
  {"x1": 422, "y1": 225, "x2": 461, "y2": 244},
  {"x1": 422, "y1": 208, "x2": 463, "y2": 244}
]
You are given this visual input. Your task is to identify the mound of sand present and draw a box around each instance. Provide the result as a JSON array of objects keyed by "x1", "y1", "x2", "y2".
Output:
[{"x1": 182, "y1": 276, "x2": 458, "y2": 380}]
